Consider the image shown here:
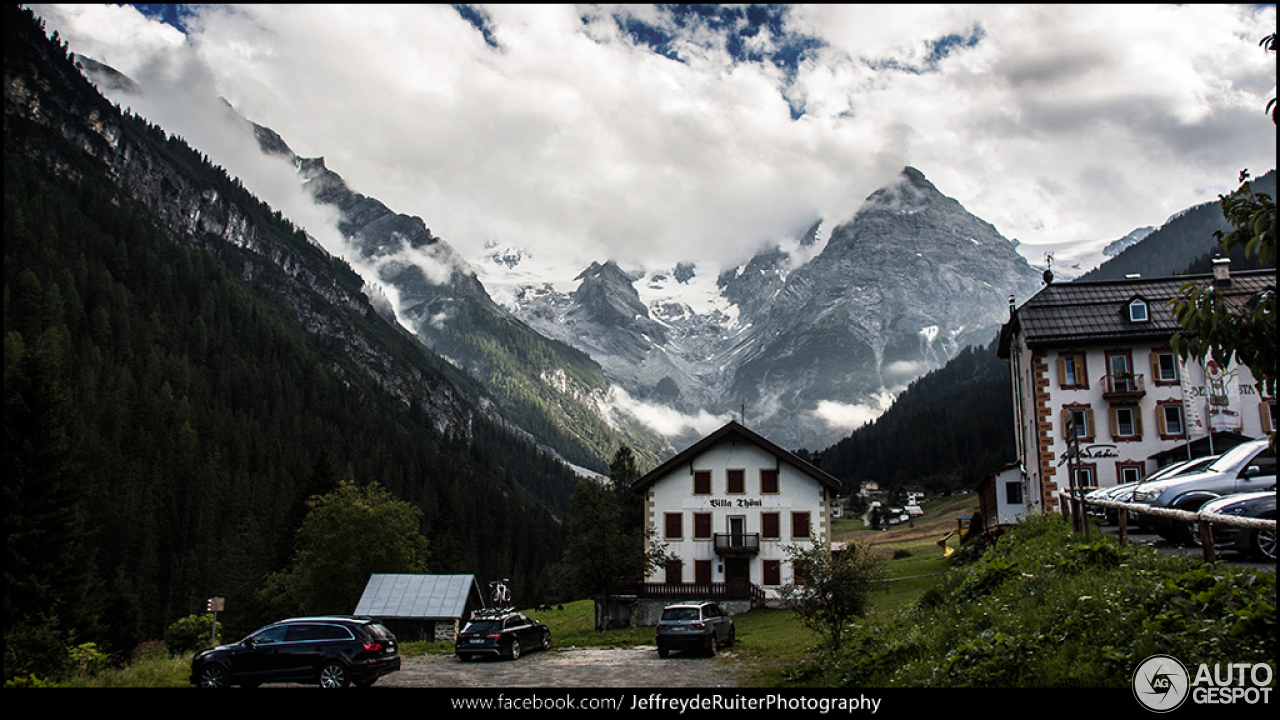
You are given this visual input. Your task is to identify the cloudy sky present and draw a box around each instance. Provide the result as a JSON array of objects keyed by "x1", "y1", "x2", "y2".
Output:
[{"x1": 34, "y1": 4, "x2": 1278, "y2": 275}]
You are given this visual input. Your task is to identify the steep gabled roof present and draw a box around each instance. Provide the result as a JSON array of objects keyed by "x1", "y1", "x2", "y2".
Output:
[
  {"x1": 630, "y1": 420, "x2": 841, "y2": 493},
  {"x1": 353, "y1": 574, "x2": 481, "y2": 620},
  {"x1": 998, "y1": 269, "x2": 1274, "y2": 355}
]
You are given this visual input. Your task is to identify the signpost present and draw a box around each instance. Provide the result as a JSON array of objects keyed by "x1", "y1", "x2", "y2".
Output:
[{"x1": 206, "y1": 597, "x2": 224, "y2": 646}]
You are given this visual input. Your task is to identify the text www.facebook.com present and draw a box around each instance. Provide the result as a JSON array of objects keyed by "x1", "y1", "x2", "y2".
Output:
[{"x1": 449, "y1": 692, "x2": 883, "y2": 714}]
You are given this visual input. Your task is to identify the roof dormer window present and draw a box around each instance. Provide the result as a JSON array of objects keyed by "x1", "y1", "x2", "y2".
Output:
[{"x1": 1127, "y1": 298, "x2": 1149, "y2": 323}]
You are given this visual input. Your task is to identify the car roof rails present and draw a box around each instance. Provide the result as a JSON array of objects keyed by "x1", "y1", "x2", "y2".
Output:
[{"x1": 470, "y1": 606, "x2": 517, "y2": 619}]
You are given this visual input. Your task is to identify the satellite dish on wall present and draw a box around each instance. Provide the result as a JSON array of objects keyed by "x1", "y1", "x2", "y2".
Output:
[{"x1": 1043, "y1": 268, "x2": 1054, "y2": 285}]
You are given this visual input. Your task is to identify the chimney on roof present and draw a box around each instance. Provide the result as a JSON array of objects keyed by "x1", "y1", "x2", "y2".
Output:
[{"x1": 1212, "y1": 255, "x2": 1231, "y2": 287}]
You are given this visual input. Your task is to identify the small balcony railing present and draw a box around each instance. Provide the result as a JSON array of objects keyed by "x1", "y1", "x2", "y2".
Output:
[
  {"x1": 611, "y1": 579, "x2": 766, "y2": 601},
  {"x1": 713, "y1": 533, "x2": 760, "y2": 556},
  {"x1": 1102, "y1": 373, "x2": 1145, "y2": 399}
]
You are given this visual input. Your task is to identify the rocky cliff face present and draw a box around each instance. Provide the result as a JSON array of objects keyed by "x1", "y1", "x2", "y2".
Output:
[
  {"x1": 724, "y1": 167, "x2": 1043, "y2": 448},
  {"x1": 5, "y1": 17, "x2": 475, "y2": 433},
  {"x1": 499, "y1": 167, "x2": 1044, "y2": 450}
]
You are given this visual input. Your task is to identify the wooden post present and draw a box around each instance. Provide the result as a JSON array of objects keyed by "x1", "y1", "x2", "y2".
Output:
[
  {"x1": 1198, "y1": 520, "x2": 1217, "y2": 563},
  {"x1": 1118, "y1": 506, "x2": 1129, "y2": 547}
]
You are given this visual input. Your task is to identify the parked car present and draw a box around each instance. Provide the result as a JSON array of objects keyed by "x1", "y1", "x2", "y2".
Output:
[
  {"x1": 1197, "y1": 491, "x2": 1277, "y2": 561},
  {"x1": 1087, "y1": 455, "x2": 1220, "y2": 525},
  {"x1": 191, "y1": 616, "x2": 400, "y2": 688},
  {"x1": 1131, "y1": 439, "x2": 1276, "y2": 545},
  {"x1": 655, "y1": 601, "x2": 735, "y2": 658},
  {"x1": 455, "y1": 608, "x2": 551, "y2": 661}
]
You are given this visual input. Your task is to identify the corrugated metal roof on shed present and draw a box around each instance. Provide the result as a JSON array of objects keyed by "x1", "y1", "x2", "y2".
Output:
[{"x1": 354, "y1": 573, "x2": 480, "y2": 619}]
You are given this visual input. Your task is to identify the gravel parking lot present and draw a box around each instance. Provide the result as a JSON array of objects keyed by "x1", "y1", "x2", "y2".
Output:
[{"x1": 378, "y1": 646, "x2": 739, "y2": 688}]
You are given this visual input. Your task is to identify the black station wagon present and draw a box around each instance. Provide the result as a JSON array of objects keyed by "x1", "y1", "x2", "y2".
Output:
[
  {"x1": 455, "y1": 608, "x2": 551, "y2": 661},
  {"x1": 191, "y1": 616, "x2": 400, "y2": 688}
]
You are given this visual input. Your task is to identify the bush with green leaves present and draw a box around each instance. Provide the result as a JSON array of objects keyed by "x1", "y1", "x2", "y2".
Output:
[
  {"x1": 163, "y1": 614, "x2": 220, "y2": 656},
  {"x1": 67, "y1": 642, "x2": 110, "y2": 677}
]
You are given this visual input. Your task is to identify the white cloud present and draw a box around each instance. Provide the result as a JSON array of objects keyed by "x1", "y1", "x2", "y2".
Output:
[
  {"x1": 608, "y1": 387, "x2": 731, "y2": 439},
  {"x1": 36, "y1": 3, "x2": 1278, "y2": 275},
  {"x1": 814, "y1": 399, "x2": 886, "y2": 433}
]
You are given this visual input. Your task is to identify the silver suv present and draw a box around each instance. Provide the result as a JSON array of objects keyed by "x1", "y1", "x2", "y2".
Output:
[
  {"x1": 1131, "y1": 438, "x2": 1276, "y2": 545},
  {"x1": 655, "y1": 601, "x2": 735, "y2": 658}
]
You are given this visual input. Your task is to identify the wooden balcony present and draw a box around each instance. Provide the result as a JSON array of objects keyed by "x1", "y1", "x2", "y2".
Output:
[
  {"x1": 1102, "y1": 373, "x2": 1145, "y2": 400},
  {"x1": 611, "y1": 579, "x2": 766, "y2": 601},
  {"x1": 713, "y1": 533, "x2": 760, "y2": 556}
]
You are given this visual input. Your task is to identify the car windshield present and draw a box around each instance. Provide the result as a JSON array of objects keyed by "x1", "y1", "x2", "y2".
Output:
[
  {"x1": 1206, "y1": 443, "x2": 1264, "y2": 473},
  {"x1": 661, "y1": 608, "x2": 700, "y2": 622}
]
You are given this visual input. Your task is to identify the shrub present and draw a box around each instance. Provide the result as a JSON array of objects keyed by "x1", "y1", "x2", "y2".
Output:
[
  {"x1": 163, "y1": 614, "x2": 220, "y2": 656},
  {"x1": 130, "y1": 640, "x2": 167, "y2": 664},
  {"x1": 67, "y1": 642, "x2": 111, "y2": 677}
]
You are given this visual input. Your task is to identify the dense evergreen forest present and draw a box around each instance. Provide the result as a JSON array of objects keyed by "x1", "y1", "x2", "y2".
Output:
[
  {"x1": 4, "y1": 6, "x2": 582, "y2": 678},
  {"x1": 817, "y1": 339, "x2": 1015, "y2": 498},
  {"x1": 1079, "y1": 170, "x2": 1276, "y2": 281}
]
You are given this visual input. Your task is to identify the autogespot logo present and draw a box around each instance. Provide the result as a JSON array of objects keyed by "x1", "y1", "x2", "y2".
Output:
[{"x1": 1133, "y1": 654, "x2": 1190, "y2": 712}]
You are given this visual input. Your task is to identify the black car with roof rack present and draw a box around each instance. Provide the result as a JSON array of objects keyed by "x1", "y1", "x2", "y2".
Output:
[
  {"x1": 191, "y1": 615, "x2": 400, "y2": 688},
  {"x1": 455, "y1": 607, "x2": 551, "y2": 661}
]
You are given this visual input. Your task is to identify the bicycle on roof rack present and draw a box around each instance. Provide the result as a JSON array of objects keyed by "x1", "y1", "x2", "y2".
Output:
[{"x1": 489, "y1": 578, "x2": 511, "y2": 606}]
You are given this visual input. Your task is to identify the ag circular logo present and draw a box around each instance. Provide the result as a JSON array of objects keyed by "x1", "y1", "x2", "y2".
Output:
[{"x1": 1133, "y1": 654, "x2": 1190, "y2": 712}]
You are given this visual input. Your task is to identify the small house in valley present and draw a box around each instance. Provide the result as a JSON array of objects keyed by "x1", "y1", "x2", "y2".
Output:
[{"x1": 624, "y1": 420, "x2": 841, "y2": 619}]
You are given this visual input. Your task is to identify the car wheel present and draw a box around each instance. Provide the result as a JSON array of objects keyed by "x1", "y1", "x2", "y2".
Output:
[
  {"x1": 726, "y1": 627, "x2": 736, "y2": 648},
  {"x1": 196, "y1": 663, "x2": 230, "y2": 689},
  {"x1": 318, "y1": 661, "x2": 350, "y2": 689},
  {"x1": 509, "y1": 639, "x2": 521, "y2": 661},
  {"x1": 1252, "y1": 518, "x2": 1277, "y2": 562},
  {"x1": 541, "y1": 630, "x2": 552, "y2": 652},
  {"x1": 457, "y1": 653, "x2": 473, "y2": 662},
  {"x1": 658, "y1": 646, "x2": 669, "y2": 658},
  {"x1": 707, "y1": 636, "x2": 717, "y2": 657},
  {"x1": 355, "y1": 678, "x2": 378, "y2": 688}
]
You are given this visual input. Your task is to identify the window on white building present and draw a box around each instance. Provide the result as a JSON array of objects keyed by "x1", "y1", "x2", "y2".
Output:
[
  {"x1": 1062, "y1": 406, "x2": 1095, "y2": 440},
  {"x1": 1158, "y1": 404, "x2": 1184, "y2": 437},
  {"x1": 1058, "y1": 353, "x2": 1087, "y2": 388},
  {"x1": 1118, "y1": 463, "x2": 1143, "y2": 485},
  {"x1": 1110, "y1": 406, "x2": 1141, "y2": 439},
  {"x1": 1152, "y1": 351, "x2": 1179, "y2": 384},
  {"x1": 1005, "y1": 481, "x2": 1023, "y2": 505}
]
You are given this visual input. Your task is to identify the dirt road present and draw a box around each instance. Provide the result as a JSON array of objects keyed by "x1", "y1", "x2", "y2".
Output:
[{"x1": 378, "y1": 646, "x2": 739, "y2": 688}]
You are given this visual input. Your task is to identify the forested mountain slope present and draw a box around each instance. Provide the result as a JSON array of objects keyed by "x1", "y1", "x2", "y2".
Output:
[
  {"x1": 4, "y1": 5, "x2": 576, "y2": 671},
  {"x1": 817, "y1": 339, "x2": 1014, "y2": 497}
]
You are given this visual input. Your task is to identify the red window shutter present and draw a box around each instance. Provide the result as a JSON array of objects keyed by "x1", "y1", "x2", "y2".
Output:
[
  {"x1": 762, "y1": 512, "x2": 780, "y2": 539},
  {"x1": 792, "y1": 511, "x2": 811, "y2": 538},
  {"x1": 763, "y1": 560, "x2": 781, "y2": 586},
  {"x1": 665, "y1": 512, "x2": 682, "y2": 539},
  {"x1": 695, "y1": 559, "x2": 712, "y2": 584},
  {"x1": 694, "y1": 470, "x2": 711, "y2": 494},
  {"x1": 693, "y1": 513, "x2": 711, "y2": 539},
  {"x1": 761, "y1": 468, "x2": 779, "y2": 493}
]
